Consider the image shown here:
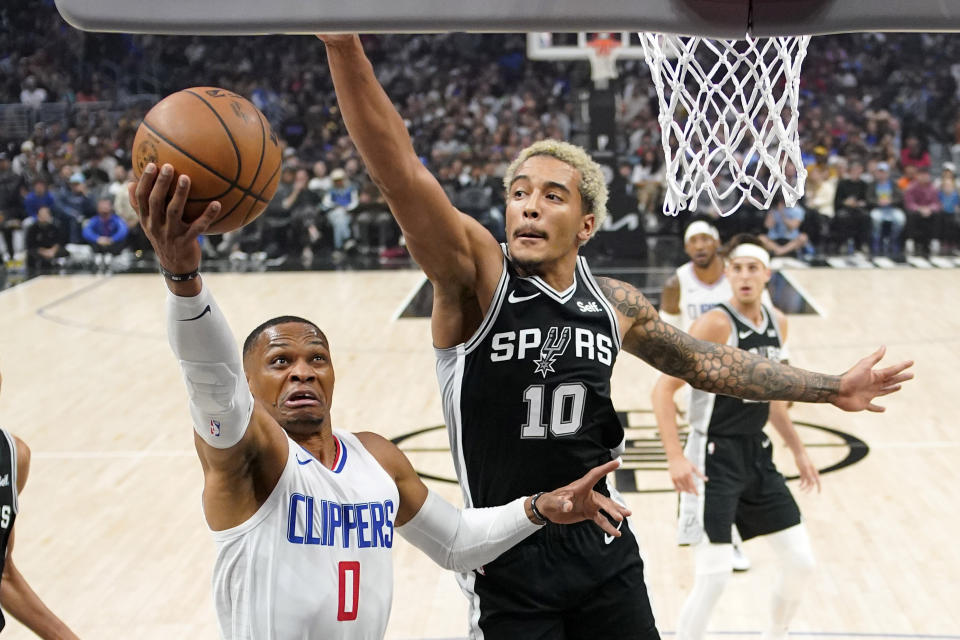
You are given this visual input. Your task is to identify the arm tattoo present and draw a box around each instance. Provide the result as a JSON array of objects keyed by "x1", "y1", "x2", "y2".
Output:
[{"x1": 596, "y1": 277, "x2": 840, "y2": 404}]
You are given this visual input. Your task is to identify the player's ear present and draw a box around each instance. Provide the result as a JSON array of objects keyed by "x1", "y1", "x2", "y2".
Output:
[{"x1": 578, "y1": 212, "x2": 596, "y2": 245}]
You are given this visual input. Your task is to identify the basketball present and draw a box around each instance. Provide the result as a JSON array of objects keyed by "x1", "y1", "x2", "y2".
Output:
[{"x1": 131, "y1": 87, "x2": 282, "y2": 234}]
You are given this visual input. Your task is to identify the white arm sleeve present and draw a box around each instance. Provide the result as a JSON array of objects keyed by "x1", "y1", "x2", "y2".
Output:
[
  {"x1": 398, "y1": 490, "x2": 540, "y2": 572},
  {"x1": 166, "y1": 285, "x2": 254, "y2": 449}
]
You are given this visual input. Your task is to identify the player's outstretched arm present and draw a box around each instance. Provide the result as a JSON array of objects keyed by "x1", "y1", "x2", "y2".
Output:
[
  {"x1": 595, "y1": 277, "x2": 914, "y2": 410},
  {"x1": 358, "y1": 433, "x2": 629, "y2": 572},
  {"x1": 317, "y1": 34, "x2": 501, "y2": 288},
  {"x1": 0, "y1": 437, "x2": 80, "y2": 640},
  {"x1": 129, "y1": 164, "x2": 288, "y2": 530}
]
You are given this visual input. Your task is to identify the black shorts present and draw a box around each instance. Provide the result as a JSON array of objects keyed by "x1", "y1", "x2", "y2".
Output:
[
  {"x1": 702, "y1": 432, "x2": 801, "y2": 543},
  {"x1": 466, "y1": 519, "x2": 660, "y2": 640}
]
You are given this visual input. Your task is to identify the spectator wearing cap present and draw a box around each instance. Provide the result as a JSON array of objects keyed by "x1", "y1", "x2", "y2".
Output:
[
  {"x1": 54, "y1": 171, "x2": 95, "y2": 243},
  {"x1": 321, "y1": 168, "x2": 358, "y2": 254},
  {"x1": 869, "y1": 192, "x2": 907, "y2": 259},
  {"x1": 903, "y1": 167, "x2": 941, "y2": 257},
  {"x1": 12, "y1": 141, "x2": 43, "y2": 185},
  {"x1": 0, "y1": 152, "x2": 26, "y2": 262},
  {"x1": 82, "y1": 197, "x2": 128, "y2": 266}
]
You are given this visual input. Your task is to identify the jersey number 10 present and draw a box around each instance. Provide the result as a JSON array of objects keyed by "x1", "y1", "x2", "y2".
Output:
[{"x1": 521, "y1": 383, "x2": 587, "y2": 438}]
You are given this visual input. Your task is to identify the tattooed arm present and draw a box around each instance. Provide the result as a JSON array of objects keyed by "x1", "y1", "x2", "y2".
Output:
[{"x1": 596, "y1": 277, "x2": 913, "y2": 411}]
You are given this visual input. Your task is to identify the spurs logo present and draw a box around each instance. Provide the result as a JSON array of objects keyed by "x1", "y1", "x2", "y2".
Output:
[{"x1": 533, "y1": 327, "x2": 571, "y2": 378}]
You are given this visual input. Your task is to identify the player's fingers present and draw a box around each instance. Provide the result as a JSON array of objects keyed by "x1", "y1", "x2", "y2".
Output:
[
  {"x1": 866, "y1": 402, "x2": 885, "y2": 413},
  {"x1": 693, "y1": 466, "x2": 708, "y2": 482},
  {"x1": 594, "y1": 494, "x2": 631, "y2": 520},
  {"x1": 134, "y1": 163, "x2": 156, "y2": 223},
  {"x1": 166, "y1": 174, "x2": 192, "y2": 226},
  {"x1": 865, "y1": 344, "x2": 886, "y2": 366},
  {"x1": 877, "y1": 362, "x2": 914, "y2": 381},
  {"x1": 580, "y1": 459, "x2": 621, "y2": 488},
  {"x1": 189, "y1": 200, "x2": 221, "y2": 238},
  {"x1": 149, "y1": 164, "x2": 176, "y2": 227},
  {"x1": 594, "y1": 511, "x2": 622, "y2": 537},
  {"x1": 883, "y1": 370, "x2": 914, "y2": 385},
  {"x1": 874, "y1": 385, "x2": 901, "y2": 397}
]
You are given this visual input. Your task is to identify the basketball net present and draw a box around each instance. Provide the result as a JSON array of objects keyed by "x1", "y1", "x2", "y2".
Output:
[{"x1": 639, "y1": 34, "x2": 811, "y2": 216}]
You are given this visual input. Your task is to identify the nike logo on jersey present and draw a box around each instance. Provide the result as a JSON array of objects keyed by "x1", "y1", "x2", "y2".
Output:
[
  {"x1": 179, "y1": 304, "x2": 212, "y2": 322},
  {"x1": 762, "y1": 437, "x2": 771, "y2": 448},
  {"x1": 738, "y1": 329, "x2": 753, "y2": 339},
  {"x1": 604, "y1": 517, "x2": 624, "y2": 545},
  {"x1": 508, "y1": 291, "x2": 540, "y2": 303},
  {"x1": 296, "y1": 455, "x2": 314, "y2": 465}
]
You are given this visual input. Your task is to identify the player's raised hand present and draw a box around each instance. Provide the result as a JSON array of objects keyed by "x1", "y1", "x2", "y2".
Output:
[
  {"x1": 128, "y1": 162, "x2": 220, "y2": 276},
  {"x1": 668, "y1": 454, "x2": 708, "y2": 495},
  {"x1": 533, "y1": 460, "x2": 632, "y2": 538},
  {"x1": 316, "y1": 33, "x2": 360, "y2": 47},
  {"x1": 833, "y1": 345, "x2": 914, "y2": 412}
]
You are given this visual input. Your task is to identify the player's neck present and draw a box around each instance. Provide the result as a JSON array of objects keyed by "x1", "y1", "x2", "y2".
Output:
[
  {"x1": 514, "y1": 253, "x2": 577, "y2": 291},
  {"x1": 730, "y1": 298, "x2": 764, "y2": 325},
  {"x1": 692, "y1": 257, "x2": 724, "y2": 284},
  {"x1": 288, "y1": 427, "x2": 340, "y2": 470}
]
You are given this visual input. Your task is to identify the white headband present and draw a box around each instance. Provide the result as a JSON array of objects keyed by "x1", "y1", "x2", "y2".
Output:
[
  {"x1": 684, "y1": 221, "x2": 720, "y2": 244},
  {"x1": 728, "y1": 243, "x2": 770, "y2": 267}
]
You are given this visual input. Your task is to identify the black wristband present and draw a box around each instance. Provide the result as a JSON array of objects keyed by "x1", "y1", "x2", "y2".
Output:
[
  {"x1": 530, "y1": 491, "x2": 550, "y2": 526},
  {"x1": 159, "y1": 265, "x2": 201, "y2": 282}
]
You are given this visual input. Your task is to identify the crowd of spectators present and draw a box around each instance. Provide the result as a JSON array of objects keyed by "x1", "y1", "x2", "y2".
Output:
[{"x1": 3, "y1": 1, "x2": 960, "y2": 277}]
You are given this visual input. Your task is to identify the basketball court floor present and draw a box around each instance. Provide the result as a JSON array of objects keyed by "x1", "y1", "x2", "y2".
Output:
[{"x1": 0, "y1": 266, "x2": 956, "y2": 639}]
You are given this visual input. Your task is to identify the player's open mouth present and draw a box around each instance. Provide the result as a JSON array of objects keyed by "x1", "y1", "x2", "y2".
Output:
[{"x1": 284, "y1": 390, "x2": 321, "y2": 407}]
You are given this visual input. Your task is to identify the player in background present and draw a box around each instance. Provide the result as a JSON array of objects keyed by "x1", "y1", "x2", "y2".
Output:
[
  {"x1": 658, "y1": 218, "x2": 773, "y2": 570},
  {"x1": 652, "y1": 236, "x2": 821, "y2": 640}
]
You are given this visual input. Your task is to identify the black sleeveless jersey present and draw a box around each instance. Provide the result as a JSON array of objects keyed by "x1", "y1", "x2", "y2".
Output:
[
  {"x1": 435, "y1": 248, "x2": 623, "y2": 509},
  {"x1": 687, "y1": 302, "x2": 785, "y2": 437},
  {"x1": 0, "y1": 429, "x2": 19, "y2": 631}
]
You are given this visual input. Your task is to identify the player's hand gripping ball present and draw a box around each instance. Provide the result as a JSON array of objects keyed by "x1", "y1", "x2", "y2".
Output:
[{"x1": 132, "y1": 87, "x2": 282, "y2": 233}]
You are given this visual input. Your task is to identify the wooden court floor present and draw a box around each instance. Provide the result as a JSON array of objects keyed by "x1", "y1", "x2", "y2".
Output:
[{"x1": 0, "y1": 268, "x2": 956, "y2": 639}]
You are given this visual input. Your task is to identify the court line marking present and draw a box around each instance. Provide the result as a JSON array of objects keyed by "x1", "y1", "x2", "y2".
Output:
[
  {"x1": 778, "y1": 268, "x2": 827, "y2": 318},
  {"x1": 33, "y1": 274, "x2": 164, "y2": 340},
  {"x1": 391, "y1": 272, "x2": 428, "y2": 321}
]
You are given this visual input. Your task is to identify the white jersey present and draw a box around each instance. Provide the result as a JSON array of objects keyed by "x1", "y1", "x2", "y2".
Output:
[
  {"x1": 675, "y1": 262, "x2": 773, "y2": 331},
  {"x1": 211, "y1": 430, "x2": 399, "y2": 640}
]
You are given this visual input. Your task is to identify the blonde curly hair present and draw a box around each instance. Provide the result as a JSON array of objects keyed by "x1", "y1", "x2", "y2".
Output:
[{"x1": 502, "y1": 139, "x2": 608, "y2": 239}]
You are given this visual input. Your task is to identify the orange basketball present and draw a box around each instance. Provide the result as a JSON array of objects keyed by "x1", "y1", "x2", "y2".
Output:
[{"x1": 132, "y1": 87, "x2": 282, "y2": 234}]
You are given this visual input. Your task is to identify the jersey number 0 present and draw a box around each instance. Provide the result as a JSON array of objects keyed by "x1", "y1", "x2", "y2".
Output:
[{"x1": 337, "y1": 561, "x2": 360, "y2": 621}]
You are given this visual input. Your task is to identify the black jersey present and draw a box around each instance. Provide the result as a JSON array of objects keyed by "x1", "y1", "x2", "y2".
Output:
[
  {"x1": 435, "y1": 247, "x2": 622, "y2": 508},
  {"x1": 688, "y1": 302, "x2": 785, "y2": 437},
  {"x1": 0, "y1": 429, "x2": 18, "y2": 631}
]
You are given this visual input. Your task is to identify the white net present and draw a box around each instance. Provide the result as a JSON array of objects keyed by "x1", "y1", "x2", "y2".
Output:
[{"x1": 639, "y1": 34, "x2": 811, "y2": 216}]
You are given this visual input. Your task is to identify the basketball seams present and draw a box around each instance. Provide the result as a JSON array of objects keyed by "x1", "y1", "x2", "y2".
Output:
[
  {"x1": 134, "y1": 86, "x2": 282, "y2": 233},
  {"x1": 207, "y1": 101, "x2": 272, "y2": 228},
  {"x1": 140, "y1": 120, "x2": 270, "y2": 205},
  {"x1": 182, "y1": 89, "x2": 243, "y2": 186}
]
